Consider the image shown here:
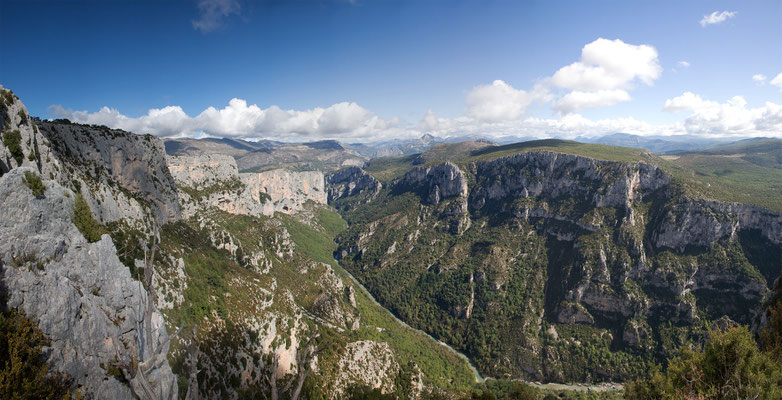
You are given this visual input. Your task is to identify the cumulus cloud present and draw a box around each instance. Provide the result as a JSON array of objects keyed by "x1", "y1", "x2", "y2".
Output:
[
  {"x1": 553, "y1": 89, "x2": 632, "y2": 113},
  {"x1": 664, "y1": 92, "x2": 782, "y2": 136},
  {"x1": 771, "y1": 73, "x2": 782, "y2": 91},
  {"x1": 677, "y1": 61, "x2": 691, "y2": 69},
  {"x1": 192, "y1": 0, "x2": 241, "y2": 33},
  {"x1": 48, "y1": 99, "x2": 412, "y2": 142},
  {"x1": 753, "y1": 74, "x2": 768, "y2": 85},
  {"x1": 550, "y1": 38, "x2": 661, "y2": 92},
  {"x1": 465, "y1": 80, "x2": 542, "y2": 122},
  {"x1": 700, "y1": 10, "x2": 736, "y2": 27},
  {"x1": 548, "y1": 38, "x2": 660, "y2": 113}
]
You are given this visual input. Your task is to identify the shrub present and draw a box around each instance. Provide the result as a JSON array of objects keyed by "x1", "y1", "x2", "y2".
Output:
[
  {"x1": 0, "y1": 89, "x2": 14, "y2": 106},
  {"x1": 2, "y1": 129, "x2": 23, "y2": 165},
  {"x1": 258, "y1": 191, "x2": 272, "y2": 205},
  {"x1": 625, "y1": 326, "x2": 782, "y2": 399},
  {"x1": 0, "y1": 308, "x2": 71, "y2": 399},
  {"x1": 73, "y1": 194, "x2": 103, "y2": 243},
  {"x1": 760, "y1": 297, "x2": 782, "y2": 361},
  {"x1": 17, "y1": 110, "x2": 27, "y2": 125},
  {"x1": 23, "y1": 171, "x2": 45, "y2": 197}
]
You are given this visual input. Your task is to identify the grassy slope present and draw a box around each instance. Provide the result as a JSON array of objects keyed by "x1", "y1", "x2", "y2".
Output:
[{"x1": 276, "y1": 208, "x2": 479, "y2": 392}]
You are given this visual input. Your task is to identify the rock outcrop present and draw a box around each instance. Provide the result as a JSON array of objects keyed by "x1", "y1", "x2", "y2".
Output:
[
  {"x1": 653, "y1": 199, "x2": 782, "y2": 251},
  {"x1": 0, "y1": 168, "x2": 177, "y2": 399},
  {"x1": 400, "y1": 161, "x2": 468, "y2": 205},
  {"x1": 469, "y1": 151, "x2": 669, "y2": 212},
  {"x1": 0, "y1": 86, "x2": 62, "y2": 181},
  {"x1": 326, "y1": 166, "x2": 382, "y2": 204},
  {"x1": 169, "y1": 154, "x2": 327, "y2": 218},
  {"x1": 38, "y1": 120, "x2": 181, "y2": 224}
]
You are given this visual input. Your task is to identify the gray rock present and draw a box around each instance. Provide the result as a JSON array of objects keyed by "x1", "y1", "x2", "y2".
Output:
[
  {"x1": 38, "y1": 120, "x2": 181, "y2": 224},
  {"x1": 0, "y1": 167, "x2": 177, "y2": 399},
  {"x1": 400, "y1": 161, "x2": 468, "y2": 205},
  {"x1": 326, "y1": 166, "x2": 382, "y2": 204}
]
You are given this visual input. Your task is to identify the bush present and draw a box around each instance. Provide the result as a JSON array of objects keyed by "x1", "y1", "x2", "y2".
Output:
[
  {"x1": 2, "y1": 130, "x2": 23, "y2": 165},
  {"x1": 23, "y1": 171, "x2": 45, "y2": 197},
  {"x1": 0, "y1": 308, "x2": 71, "y2": 399},
  {"x1": 0, "y1": 89, "x2": 14, "y2": 106},
  {"x1": 626, "y1": 326, "x2": 782, "y2": 399},
  {"x1": 17, "y1": 110, "x2": 27, "y2": 125},
  {"x1": 72, "y1": 194, "x2": 103, "y2": 243}
]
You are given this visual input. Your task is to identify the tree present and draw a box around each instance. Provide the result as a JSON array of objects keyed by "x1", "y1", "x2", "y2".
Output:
[
  {"x1": 0, "y1": 308, "x2": 71, "y2": 399},
  {"x1": 626, "y1": 326, "x2": 782, "y2": 400}
]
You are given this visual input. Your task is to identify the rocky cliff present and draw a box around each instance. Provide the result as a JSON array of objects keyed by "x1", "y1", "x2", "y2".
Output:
[
  {"x1": 326, "y1": 166, "x2": 382, "y2": 206},
  {"x1": 0, "y1": 86, "x2": 62, "y2": 181},
  {"x1": 0, "y1": 168, "x2": 177, "y2": 398},
  {"x1": 38, "y1": 119, "x2": 181, "y2": 224},
  {"x1": 169, "y1": 154, "x2": 327, "y2": 218}
]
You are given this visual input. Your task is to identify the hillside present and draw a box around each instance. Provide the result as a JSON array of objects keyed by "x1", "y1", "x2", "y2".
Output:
[{"x1": 332, "y1": 142, "x2": 782, "y2": 383}]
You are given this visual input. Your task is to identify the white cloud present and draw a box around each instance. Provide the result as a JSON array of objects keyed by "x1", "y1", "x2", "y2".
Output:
[
  {"x1": 553, "y1": 89, "x2": 632, "y2": 113},
  {"x1": 753, "y1": 74, "x2": 768, "y2": 85},
  {"x1": 48, "y1": 99, "x2": 413, "y2": 142},
  {"x1": 677, "y1": 61, "x2": 691, "y2": 69},
  {"x1": 664, "y1": 92, "x2": 782, "y2": 136},
  {"x1": 465, "y1": 80, "x2": 542, "y2": 122},
  {"x1": 192, "y1": 0, "x2": 241, "y2": 33},
  {"x1": 700, "y1": 10, "x2": 736, "y2": 27},
  {"x1": 547, "y1": 38, "x2": 660, "y2": 113},
  {"x1": 771, "y1": 73, "x2": 782, "y2": 91},
  {"x1": 550, "y1": 38, "x2": 661, "y2": 91}
]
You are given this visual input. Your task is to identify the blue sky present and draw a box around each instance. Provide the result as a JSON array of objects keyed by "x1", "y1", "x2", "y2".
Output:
[{"x1": 1, "y1": 0, "x2": 781, "y2": 142}]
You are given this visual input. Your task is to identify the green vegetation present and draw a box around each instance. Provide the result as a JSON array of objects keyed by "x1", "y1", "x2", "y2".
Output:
[
  {"x1": 0, "y1": 88, "x2": 15, "y2": 106},
  {"x1": 72, "y1": 193, "x2": 104, "y2": 243},
  {"x1": 17, "y1": 110, "x2": 27, "y2": 125},
  {"x1": 663, "y1": 145, "x2": 782, "y2": 212},
  {"x1": 160, "y1": 221, "x2": 233, "y2": 322},
  {"x1": 3, "y1": 129, "x2": 23, "y2": 165},
  {"x1": 0, "y1": 307, "x2": 71, "y2": 399},
  {"x1": 626, "y1": 326, "x2": 782, "y2": 399},
  {"x1": 22, "y1": 171, "x2": 45, "y2": 197},
  {"x1": 258, "y1": 191, "x2": 271, "y2": 204}
]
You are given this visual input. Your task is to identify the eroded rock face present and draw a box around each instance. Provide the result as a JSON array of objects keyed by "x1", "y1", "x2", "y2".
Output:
[
  {"x1": 243, "y1": 168, "x2": 327, "y2": 213},
  {"x1": 326, "y1": 166, "x2": 382, "y2": 204},
  {"x1": 401, "y1": 161, "x2": 468, "y2": 205},
  {"x1": 653, "y1": 199, "x2": 782, "y2": 251},
  {"x1": 332, "y1": 341, "x2": 399, "y2": 398},
  {"x1": 469, "y1": 151, "x2": 669, "y2": 212},
  {"x1": 168, "y1": 154, "x2": 327, "y2": 218},
  {"x1": 38, "y1": 120, "x2": 181, "y2": 224},
  {"x1": 0, "y1": 168, "x2": 177, "y2": 399},
  {"x1": 0, "y1": 86, "x2": 62, "y2": 182}
]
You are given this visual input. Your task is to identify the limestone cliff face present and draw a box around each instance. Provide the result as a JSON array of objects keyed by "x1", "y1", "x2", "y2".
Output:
[
  {"x1": 38, "y1": 120, "x2": 181, "y2": 224},
  {"x1": 653, "y1": 199, "x2": 782, "y2": 251},
  {"x1": 469, "y1": 151, "x2": 669, "y2": 212},
  {"x1": 169, "y1": 154, "x2": 326, "y2": 218},
  {"x1": 243, "y1": 168, "x2": 327, "y2": 212},
  {"x1": 401, "y1": 161, "x2": 468, "y2": 205},
  {"x1": 0, "y1": 87, "x2": 62, "y2": 182},
  {"x1": 326, "y1": 166, "x2": 382, "y2": 204},
  {"x1": 167, "y1": 153, "x2": 240, "y2": 189},
  {"x1": 0, "y1": 168, "x2": 177, "y2": 399}
]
